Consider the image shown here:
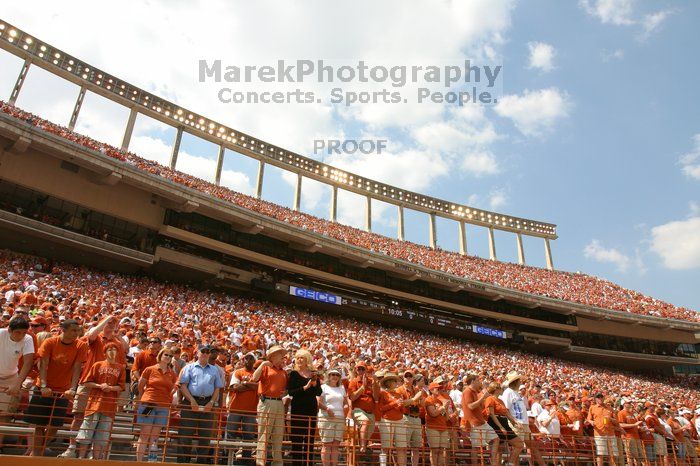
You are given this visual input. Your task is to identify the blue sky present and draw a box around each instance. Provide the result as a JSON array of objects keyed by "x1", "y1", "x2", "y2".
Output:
[{"x1": 0, "y1": 0, "x2": 698, "y2": 310}]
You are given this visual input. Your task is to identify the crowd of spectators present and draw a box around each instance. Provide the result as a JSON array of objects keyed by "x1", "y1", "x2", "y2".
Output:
[
  {"x1": 1, "y1": 248, "x2": 699, "y2": 464},
  {"x1": 1, "y1": 248, "x2": 698, "y2": 415},
  {"x1": 1, "y1": 100, "x2": 698, "y2": 324}
]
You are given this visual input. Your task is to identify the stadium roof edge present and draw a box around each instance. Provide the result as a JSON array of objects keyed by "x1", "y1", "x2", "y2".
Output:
[{"x1": 0, "y1": 18, "x2": 557, "y2": 239}]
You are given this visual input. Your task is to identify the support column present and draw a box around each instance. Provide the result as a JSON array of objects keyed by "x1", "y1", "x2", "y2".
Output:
[
  {"x1": 9, "y1": 58, "x2": 31, "y2": 105},
  {"x1": 365, "y1": 196, "x2": 372, "y2": 232},
  {"x1": 214, "y1": 144, "x2": 225, "y2": 185},
  {"x1": 516, "y1": 233, "x2": 525, "y2": 265},
  {"x1": 170, "y1": 126, "x2": 183, "y2": 170},
  {"x1": 397, "y1": 205, "x2": 405, "y2": 241},
  {"x1": 293, "y1": 173, "x2": 302, "y2": 211},
  {"x1": 429, "y1": 213, "x2": 437, "y2": 249},
  {"x1": 121, "y1": 107, "x2": 138, "y2": 151},
  {"x1": 255, "y1": 160, "x2": 265, "y2": 199},
  {"x1": 458, "y1": 221, "x2": 467, "y2": 255},
  {"x1": 330, "y1": 185, "x2": 338, "y2": 222},
  {"x1": 487, "y1": 227, "x2": 497, "y2": 261},
  {"x1": 544, "y1": 238, "x2": 554, "y2": 270},
  {"x1": 68, "y1": 86, "x2": 87, "y2": 131}
]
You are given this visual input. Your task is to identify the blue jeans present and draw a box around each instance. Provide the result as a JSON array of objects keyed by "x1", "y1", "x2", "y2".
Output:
[{"x1": 227, "y1": 412, "x2": 256, "y2": 464}]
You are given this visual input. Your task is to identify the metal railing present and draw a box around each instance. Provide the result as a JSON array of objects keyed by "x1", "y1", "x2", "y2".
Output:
[{"x1": 0, "y1": 391, "x2": 697, "y2": 465}]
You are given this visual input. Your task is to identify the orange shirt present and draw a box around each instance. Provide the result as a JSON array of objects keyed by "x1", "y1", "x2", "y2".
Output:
[
  {"x1": 84, "y1": 360, "x2": 125, "y2": 418},
  {"x1": 79, "y1": 333, "x2": 126, "y2": 383},
  {"x1": 348, "y1": 377, "x2": 376, "y2": 413},
  {"x1": 378, "y1": 389, "x2": 405, "y2": 421},
  {"x1": 37, "y1": 336, "x2": 88, "y2": 392},
  {"x1": 617, "y1": 409, "x2": 640, "y2": 439},
  {"x1": 228, "y1": 367, "x2": 258, "y2": 413},
  {"x1": 587, "y1": 404, "x2": 616, "y2": 436},
  {"x1": 424, "y1": 395, "x2": 448, "y2": 431},
  {"x1": 667, "y1": 417, "x2": 684, "y2": 442},
  {"x1": 462, "y1": 387, "x2": 486, "y2": 428},
  {"x1": 132, "y1": 350, "x2": 157, "y2": 375},
  {"x1": 257, "y1": 365, "x2": 287, "y2": 398},
  {"x1": 139, "y1": 364, "x2": 178, "y2": 407},
  {"x1": 566, "y1": 408, "x2": 584, "y2": 435},
  {"x1": 557, "y1": 411, "x2": 574, "y2": 437},
  {"x1": 395, "y1": 384, "x2": 422, "y2": 417},
  {"x1": 483, "y1": 395, "x2": 508, "y2": 417}
]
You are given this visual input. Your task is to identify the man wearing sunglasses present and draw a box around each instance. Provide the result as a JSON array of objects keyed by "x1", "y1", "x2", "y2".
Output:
[{"x1": 177, "y1": 345, "x2": 224, "y2": 464}]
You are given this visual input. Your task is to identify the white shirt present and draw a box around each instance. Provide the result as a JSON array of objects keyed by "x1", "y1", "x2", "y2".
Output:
[
  {"x1": 537, "y1": 409, "x2": 561, "y2": 435},
  {"x1": 529, "y1": 401, "x2": 544, "y2": 419},
  {"x1": 4, "y1": 290, "x2": 16, "y2": 303},
  {"x1": 501, "y1": 388, "x2": 528, "y2": 424},
  {"x1": 694, "y1": 417, "x2": 700, "y2": 437},
  {"x1": 449, "y1": 389, "x2": 463, "y2": 417},
  {"x1": 319, "y1": 384, "x2": 346, "y2": 418},
  {"x1": 0, "y1": 328, "x2": 34, "y2": 378}
]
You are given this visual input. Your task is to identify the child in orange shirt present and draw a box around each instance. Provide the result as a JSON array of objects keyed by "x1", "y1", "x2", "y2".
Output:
[{"x1": 75, "y1": 342, "x2": 125, "y2": 459}]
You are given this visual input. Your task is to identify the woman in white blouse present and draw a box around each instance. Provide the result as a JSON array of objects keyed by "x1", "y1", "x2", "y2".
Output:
[{"x1": 317, "y1": 368, "x2": 349, "y2": 466}]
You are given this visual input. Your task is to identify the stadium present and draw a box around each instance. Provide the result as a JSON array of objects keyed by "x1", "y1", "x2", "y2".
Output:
[{"x1": 0, "y1": 12, "x2": 699, "y2": 466}]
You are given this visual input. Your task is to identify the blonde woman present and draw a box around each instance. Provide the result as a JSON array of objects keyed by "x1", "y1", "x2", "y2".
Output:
[
  {"x1": 287, "y1": 349, "x2": 322, "y2": 466},
  {"x1": 317, "y1": 368, "x2": 349, "y2": 466}
]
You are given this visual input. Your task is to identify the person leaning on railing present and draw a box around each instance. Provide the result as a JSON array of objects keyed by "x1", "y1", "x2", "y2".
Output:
[
  {"x1": 483, "y1": 382, "x2": 524, "y2": 466},
  {"x1": 135, "y1": 347, "x2": 178, "y2": 462},
  {"x1": 251, "y1": 345, "x2": 288, "y2": 466},
  {"x1": 74, "y1": 341, "x2": 125, "y2": 459},
  {"x1": 316, "y1": 367, "x2": 349, "y2": 466},
  {"x1": 177, "y1": 344, "x2": 224, "y2": 464},
  {"x1": 288, "y1": 349, "x2": 323, "y2": 466},
  {"x1": 348, "y1": 360, "x2": 380, "y2": 460},
  {"x1": 24, "y1": 318, "x2": 87, "y2": 457},
  {"x1": 225, "y1": 352, "x2": 259, "y2": 465},
  {"x1": 0, "y1": 316, "x2": 34, "y2": 450}
]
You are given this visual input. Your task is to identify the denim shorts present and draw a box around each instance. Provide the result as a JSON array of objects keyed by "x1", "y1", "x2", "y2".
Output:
[{"x1": 137, "y1": 404, "x2": 170, "y2": 426}]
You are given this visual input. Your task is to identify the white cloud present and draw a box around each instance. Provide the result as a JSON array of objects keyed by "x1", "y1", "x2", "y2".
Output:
[
  {"x1": 601, "y1": 48, "x2": 625, "y2": 62},
  {"x1": 488, "y1": 189, "x2": 508, "y2": 210},
  {"x1": 650, "y1": 216, "x2": 700, "y2": 270},
  {"x1": 641, "y1": 10, "x2": 673, "y2": 37},
  {"x1": 527, "y1": 42, "x2": 556, "y2": 72},
  {"x1": 579, "y1": 0, "x2": 674, "y2": 38},
  {"x1": 680, "y1": 134, "x2": 700, "y2": 180},
  {"x1": 583, "y1": 239, "x2": 631, "y2": 272},
  {"x1": 465, "y1": 188, "x2": 508, "y2": 211},
  {"x1": 579, "y1": 0, "x2": 636, "y2": 26},
  {"x1": 494, "y1": 88, "x2": 572, "y2": 137},
  {"x1": 461, "y1": 152, "x2": 500, "y2": 176}
]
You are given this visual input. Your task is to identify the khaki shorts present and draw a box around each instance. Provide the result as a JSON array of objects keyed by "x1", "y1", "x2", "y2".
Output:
[
  {"x1": 351, "y1": 408, "x2": 375, "y2": 435},
  {"x1": 404, "y1": 415, "x2": 423, "y2": 448},
  {"x1": 469, "y1": 423, "x2": 498, "y2": 447},
  {"x1": 318, "y1": 416, "x2": 345, "y2": 443},
  {"x1": 594, "y1": 435, "x2": 619, "y2": 457},
  {"x1": 378, "y1": 418, "x2": 407, "y2": 449},
  {"x1": 0, "y1": 374, "x2": 20, "y2": 415},
  {"x1": 508, "y1": 420, "x2": 532, "y2": 441},
  {"x1": 426, "y1": 428, "x2": 449, "y2": 450}
]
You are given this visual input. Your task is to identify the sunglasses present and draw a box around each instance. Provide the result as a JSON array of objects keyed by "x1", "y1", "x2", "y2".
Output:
[
  {"x1": 200, "y1": 349, "x2": 211, "y2": 354},
  {"x1": 356, "y1": 367, "x2": 366, "y2": 371},
  {"x1": 329, "y1": 373, "x2": 341, "y2": 377},
  {"x1": 162, "y1": 354, "x2": 174, "y2": 358},
  {"x1": 404, "y1": 375, "x2": 413, "y2": 378}
]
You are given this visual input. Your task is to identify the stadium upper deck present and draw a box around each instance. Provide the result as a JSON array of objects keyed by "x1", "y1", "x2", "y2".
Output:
[{"x1": 0, "y1": 102, "x2": 698, "y2": 327}]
